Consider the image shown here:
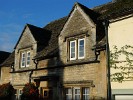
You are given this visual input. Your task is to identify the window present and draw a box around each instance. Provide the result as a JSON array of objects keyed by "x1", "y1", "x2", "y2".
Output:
[
  {"x1": 73, "y1": 87, "x2": 80, "y2": 100},
  {"x1": 21, "y1": 53, "x2": 26, "y2": 67},
  {"x1": 65, "y1": 87, "x2": 89, "y2": 100},
  {"x1": 26, "y1": 51, "x2": 30, "y2": 66},
  {"x1": 83, "y1": 88, "x2": 89, "y2": 100},
  {"x1": 66, "y1": 88, "x2": 72, "y2": 100},
  {"x1": 14, "y1": 89, "x2": 22, "y2": 100},
  {"x1": 69, "y1": 38, "x2": 85, "y2": 60},
  {"x1": 78, "y1": 38, "x2": 85, "y2": 59},
  {"x1": 21, "y1": 51, "x2": 30, "y2": 68},
  {"x1": 70, "y1": 40, "x2": 76, "y2": 60}
]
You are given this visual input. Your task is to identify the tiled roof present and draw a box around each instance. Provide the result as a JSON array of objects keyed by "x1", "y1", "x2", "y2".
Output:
[
  {"x1": 18, "y1": 0, "x2": 133, "y2": 60},
  {"x1": 93, "y1": 0, "x2": 133, "y2": 19},
  {"x1": 27, "y1": 24, "x2": 51, "y2": 52},
  {"x1": 0, "y1": 51, "x2": 11, "y2": 66},
  {"x1": 34, "y1": 17, "x2": 68, "y2": 59},
  {"x1": 77, "y1": 3, "x2": 100, "y2": 24}
]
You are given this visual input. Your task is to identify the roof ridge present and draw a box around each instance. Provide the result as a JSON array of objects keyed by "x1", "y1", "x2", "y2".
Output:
[
  {"x1": 26, "y1": 23, "x2": 42, "y2": 29},
  {"x1": 92, "y1": 2, "x2": 113, "y2": 10},
  {"x1": 43, "y1": 16, "x2": 68, "y2": 28}
]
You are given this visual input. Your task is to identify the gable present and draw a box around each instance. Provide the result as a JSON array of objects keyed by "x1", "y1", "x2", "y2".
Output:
[
  {"x1": 60, "y1": 3, "x2": 96, "y2": 38},
  {"x1": 15, "y1": 26, "x2": 36, "y2": 49}
]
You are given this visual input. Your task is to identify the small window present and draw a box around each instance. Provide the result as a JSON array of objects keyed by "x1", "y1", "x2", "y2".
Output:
[
  {"x1": 78, "y1": 38, "x2": 85, "y2": 59},
  {"x1": 70, "y1": 40, "x2": 76, "y2": 60},
  {"x1": 21, "y1": 53, "x2": 26, "y2": 67},
  {"x1": 74, "y1": 87, "x2": 81, "y2": 100},
  {"x1": 21, "y1": 51, "x2": 31, "y2": 68},
  {"x1": 26, "y1": 51, "x2": 30, "y2": 66},
  {"x1": 82, "y1": 88, "x2": 89, "y2": 100},
  {"x1": 65, "y1": 87, "x2": 89, "y2": 100},
  {"x1": 65, "y1": 88, "x2": 72, "y2": 100},
  {"x1": 69, "y1": 38, "x2": 85, "y2": 61}
]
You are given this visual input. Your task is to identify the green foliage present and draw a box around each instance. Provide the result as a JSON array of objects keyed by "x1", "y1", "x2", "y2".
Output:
[
  {"x1": 21, "y1": 83, "x2": 39, "y2": 100},
  {"x1": 110, "y1": 45, "x2": 133, "y2": 82},
  {"x1": 0, "y1": 83, "x2": 14, "y2": 100}
]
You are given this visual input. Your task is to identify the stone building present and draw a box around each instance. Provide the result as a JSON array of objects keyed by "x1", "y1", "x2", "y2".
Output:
[
  {"x1": 1, "y1": 2, "x2": 107, "y2": 100},
  {"x1": 0, "y1": 51, "x2": 11, "y2": 84},
  {"x1": 1, "y1": 0, "x2": 133, "y2": 100}
]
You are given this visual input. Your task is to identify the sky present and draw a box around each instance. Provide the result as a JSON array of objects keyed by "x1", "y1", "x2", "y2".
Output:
[{"x1": 0, "y1": 0, "x2": 111, "y2": 52}]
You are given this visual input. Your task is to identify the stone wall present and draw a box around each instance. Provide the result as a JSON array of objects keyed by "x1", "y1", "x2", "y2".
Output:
[{"x1": 0, "y1": 67, "x2": 11, "y2": 84}]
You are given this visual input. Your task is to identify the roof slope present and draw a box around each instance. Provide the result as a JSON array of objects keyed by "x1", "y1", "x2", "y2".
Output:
[
  {"x1": 0, "y1": 51, "x2": 11, "y2": 65},
  {"x1": 34, "y1": 17, "x2": 68, "y2": 59},
  {"x1": 93, "y1": 0, "x2": 133, "y2": 19},
  {"x1": 20, "y1": 0, "x2": 133, "y2": 59},
  {"x1": 27, "y1": 24, "x2": 51, "y2": 52},
  {"x1": 77, "y1": 3, "x2": 100, "y2": 24},
  {"x1": 0, "y1": 51, "x2": 14, "y2": 66},
  {"x1": 15, "y1": 24, "x2": 51, "y2": 52}
]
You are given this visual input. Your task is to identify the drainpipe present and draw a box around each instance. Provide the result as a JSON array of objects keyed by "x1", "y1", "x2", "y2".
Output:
[
  {"x1": 33, "y1": 59, "x2": 38, "y2": 69},
  {"x1": 103, "y1": 18, "x2": 112, "y2": 100},
  {"x1": 29, "y1": 70, "x2": 33, "y2": 83}
]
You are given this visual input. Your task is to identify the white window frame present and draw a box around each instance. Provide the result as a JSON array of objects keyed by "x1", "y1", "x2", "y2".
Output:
[
  {"x1": 78, "y1": 38, "x2": 85, "y2": 59},
  {"x1": 65, "y1": 88, "x2": 72, "y2": 100},
  {"x1": 26, "y1": 51, "x2": 30, "y2": 67},
  {"x1": 18, "y1": 89, "x2": 22, "y2": 100},
  {"x1": 73, "y1": 87, "x2": 81, "y2": 100},
  {"x1": 21, "y1": 52, "x2": 26, "y2": 68},
  {"x1": 65, "y1": 87, "x2": 89, "y2": 100},
  {"x1": 21, "y1": 51, "x2": 31, "y2": 68},
  {"x1": 70, "y1": 40, "x2": 76, "y2": 60},
  {"x1": 82, "y1": 87, "x2": 89, "y2": 100}
]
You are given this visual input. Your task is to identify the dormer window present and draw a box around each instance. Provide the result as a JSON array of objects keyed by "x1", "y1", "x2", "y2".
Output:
[
  {"x1": 21, "y1": 51, "x2": 30, "y2": 68},
  {"x1": 69, "y1": 38, "x2": 85, "y2": 60}
]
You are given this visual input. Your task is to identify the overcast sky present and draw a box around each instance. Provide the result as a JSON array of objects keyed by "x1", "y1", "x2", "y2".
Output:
[{"x1": 0, "y1": 0, "x2": 111, "y2": 52}]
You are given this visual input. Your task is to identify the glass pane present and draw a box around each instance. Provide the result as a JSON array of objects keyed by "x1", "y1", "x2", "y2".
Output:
[
  {"x1": 71, "y1": 53, "x2": 75, "y2": 58},
  {"x1": 27, "y1": 52, "x2": 30, "y2": 56},
  {"x1": 78, "y1": 39, "x2": 84, "y2": 58},
  {"x1": 66, "y1": 88, "x2": 72, "y2": 94},
  {"x1": 66, "y1": 95, "x2": 72, "y2": 100},
  {"x1": 79, "y1": 40, "x2": 84, "y2": 46},
  {"x1": 66, "y1": 88, "x2": 72, "y2": 100},
  {"x1": 75, "y1": 95, "x2": 80, "y2": 100},
  {"x1": 83, "y1": 88, "x2": 89, "y2": 100},
  {"x1": 70, "y1": 41, "x2": 76, "y2": 59},
  {"x1": 71, "y1": 48, "x2": 75, "y2": 53},
  {"x1": 27, "y1": 52, "x2": 30, "y2": 66},
  {"x1": 27, "y1": 61, "x2": 30, "y2": 65},
  {"x1": 22, "y1": 58, "x2": 25, "y2": 61},
  {"x1": 71, "y1": 42, "x2": 75, "y2": 47},
  {"x1": 22, "y1": 53, "x2": 25, "y2": 57},
  {"x1": 27, "y1": 57, "x2": 30, "y2": 60},
  {"x1": 74, "y1": 88, "x2": 80, "y2": 100},
  {"x1": 75, "y1": 89, "x2": 80, "y2": 94},
  {"x1": 79, "y1": 46, "x2": 84, "y2": 51},
  {"x1": 22, "y1": 62, "x2": 24, "y2": 66},
  {"x1": 79, "y1": 52, "x2": 84, "y2": 57},
  {"x1": 83, "y1": 95, "x2": 89, "y2": 100}
]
